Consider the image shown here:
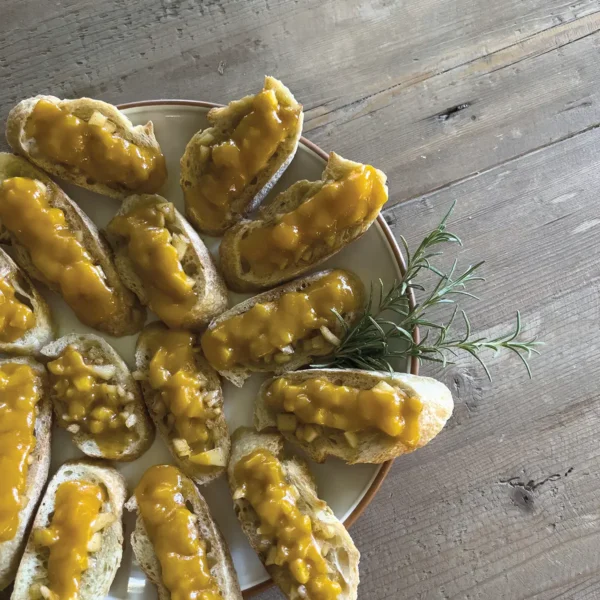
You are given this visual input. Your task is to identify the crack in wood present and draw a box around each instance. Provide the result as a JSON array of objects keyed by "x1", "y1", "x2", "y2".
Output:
[
  {"x1": 559, "y1": 100, "x2": 594, "y2": 113},
  {"x1": 499, "y1": 468, "x2": 574, "y2": 512},
  {"x1": 500, "y1": 467, "x2": 572, "y2": 492},
  {"x1": 501, "y1": 473, "x2": 562, "y2": 492},
  {"x1": 432, "y1": 102, "x2": 472, "y2": 122}
]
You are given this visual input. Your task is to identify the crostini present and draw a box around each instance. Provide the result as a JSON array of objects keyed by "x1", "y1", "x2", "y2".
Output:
[
  {"x1": 181, "y1": 76, "x2": 304, "y2": 235},
  {"x1": 0, "y1": 153, "x2": 146, "y2": 336},
  {"x1": 126, "y1": 464, "x2": 243, "y2": 600},
  {"x1": 6, "y1": 95, "x2": 167, "y2": 198},
  {"x1": 255, "y1": 368, "x2": 454, "y2": 464},
  {"x1": 0, "y1": 247, "x2": 54, "y2": 355},
  {"x1": 220, "y1": 152, "x2": 388, "y2": 291},
  {"x1": 0, "y1": 358, "x2": 51, "y2": 590},
  {"x1": 200, "y1": 269, "x2": 365, "y2": 387},
  {"x1": 11, "y1": 460, "x2": 126, "y2": 600},
  {"x1": 135, "y1": 322, "x2": 230, "y2": 485},
  {"x1": 41, "y1": 334, "x2": 154, "y2": 462},
  {"x1": 105, "y1": 194, "x2": 228, "y2": 329},
  {"x1": 228, "y1": 428, "x2": 360, "y2": 600}
]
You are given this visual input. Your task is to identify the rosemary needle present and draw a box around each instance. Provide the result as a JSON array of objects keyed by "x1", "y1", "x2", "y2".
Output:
[{"x1": 313, "y1": 202, "x2": 542, "y2": 380}]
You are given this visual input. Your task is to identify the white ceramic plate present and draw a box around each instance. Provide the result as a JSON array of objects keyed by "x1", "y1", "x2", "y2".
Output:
[{"x1": 23, "y1": 101, "x2": 414, "y2": 598}]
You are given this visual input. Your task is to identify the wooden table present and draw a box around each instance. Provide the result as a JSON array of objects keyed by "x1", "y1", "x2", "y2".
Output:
[{"x1": 4, "y1": 1, "x2": 600, "y2": 598}]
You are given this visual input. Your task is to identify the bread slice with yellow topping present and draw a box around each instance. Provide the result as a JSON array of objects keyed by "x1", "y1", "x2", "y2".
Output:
[
  {"x1": 11, "y1": 460, "x2": 126, "y2": 600},
  {"x1": 228, "y1": 428, "x2": 360, "y2": 600},
  {"x1": 135, "y1": 322, "x2": 230, "y2": 486},
  {"x1": 0, "y1": 358, "x2": 51, "y2": 590},
  {"x1": 40, "y1": 334, "x2": 154, "y2": 462},
  {"x1": 126, "y1": 464, "x2": 243, "y2": 600},
  {"x1": 181, "y1": 76, "x2": 304, "y2": 235},
  {"x1": 200, "y1": 269, "x2": 365, "y2": 387},
  {"x1": 220, "y1": 152, "x2": 388, "y2": 292},
  {"x1": 104, "y1": 193, "x2": 228, "y2": 330},
  {"x1": 0, "y1": 153, "x2": 146, "y2": 336},
  {"x1": 255, "y1": 368, "x2": 454, "y2": 464},
  {"x1": 0, "y1": 247, "x2": 54, "y2": 355},
  {"x1": 6, "y1": 95, "x2": 167, "y2": 199}
]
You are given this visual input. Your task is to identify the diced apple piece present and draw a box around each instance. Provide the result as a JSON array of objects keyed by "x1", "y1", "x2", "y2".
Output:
[
  {"x1": 277, "y1": 413, "x2": 297, "y2": 432},
  {"x1": 189, "y1": 447, "x2": 227, "y2": 466}
]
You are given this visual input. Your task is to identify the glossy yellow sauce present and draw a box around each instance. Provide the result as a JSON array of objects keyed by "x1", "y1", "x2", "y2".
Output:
[
  {"x1": 0, "y1": 278, "x2": 36, "y2": 342},
  {"x1": 47, "y1": 346, "x2": 135, "y2": 459},
  {"x1": 107, "y1": 202, "x2": 196, "y2": 327},
  {"x1": 135, "y1": 465, "x2": 223, "y2": 600},
  {"x1": 0, "y1": 177, "x2": 119, "y2": 328},
  {"x1": 266, "y1": 377, "x2": 423, "y2": 445},
  {"x1": 240, "y1": 165, "x2": 388, "y2": 276},
  {"x1": 235, "y1": 449, "x2": 341, "y2": 600},
  {"x1": 0, "y1": 363, "x2": 42, "y2": 542},
  {"x1": 33, "y1": 480, "x2": 105, "y2": 600},
  {"x1": 185, "y1": 86, "x2": 301, "y2": 230},
  {"x1": 201, "y1": 271, "x2": 359, "y2": 371},
  {"x1": 147, "y1": 329, "x2": 217, "y2": 465},
  {"x1": 26, "y1": 99, "x2": 167, "y2": 193}
]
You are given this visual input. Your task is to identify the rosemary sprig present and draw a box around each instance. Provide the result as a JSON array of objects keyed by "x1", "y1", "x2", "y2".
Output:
[{"x1": 312, "y1": 202, "x2": 542, "y2": 379}]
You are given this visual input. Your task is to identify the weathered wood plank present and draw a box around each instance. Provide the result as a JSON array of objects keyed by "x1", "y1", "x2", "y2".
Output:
[{"x1": 2, "y1": 0, "x2": 600, "y2": 207}]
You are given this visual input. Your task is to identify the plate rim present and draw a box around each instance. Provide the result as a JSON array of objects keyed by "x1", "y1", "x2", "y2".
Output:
[{"x1": 117, "y1": 99, "x2": 420, "y2": 597}]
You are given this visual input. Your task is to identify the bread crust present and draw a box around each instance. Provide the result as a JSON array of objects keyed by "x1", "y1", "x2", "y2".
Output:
[
  {"x1": 220, "y1": 152, "x2": 388, "y2": 292},
  {"x1": 135, "y1": 322, "x2": 230, "y2": 486},
  {"x1": 125, "y1": 467, "x2": 243, "y2": 600},
  {"x1": 104, "y1": 193, "x2": 228, "y2": 330},
  {"x1": 0, "y1": 153, "x2": 146, "y2": 336},
  {"x1": 40, "y1": 333, "x2": 155, "y2": 462},
  {"x1": 228, "y1": 428, "x2": 360, "y2": 600},
  {"x1": 202, "y1": 269, "x2": 365, "y2": 387},
  {"x1": 0, "y1": 247, "x2": 55, "y2": 355},
  {"x1": 255, "y1": 368, "x2": 454, "y2": 464},
  {"x1": 11, "y1": 460, "x2": 127, "y2": 600},
  {"x1": 6, "y1": 95, "x2": 166, "y2": 199},
  {"x1": 0, "y1": 358, "x2": 51, "y2": 590},
  {"x1": 181, "y1": 76, "x2": 304, "y2": 235}
]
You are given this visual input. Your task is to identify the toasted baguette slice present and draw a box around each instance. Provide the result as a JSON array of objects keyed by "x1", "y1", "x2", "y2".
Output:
[
  {"x1": 201, "y1": 269, "x2": 365, "y2": 387},
  {"x1": 0, "y1": 153, "x2": 146, "y2": 336},
  {"x1": 0, "y1": 247, "x2": 54, "y2": 355},
  {"x1": 255, "y1": 369, "x2": 454, "y2": 464},
  {"x1": 11, "y1": 460, "x2": 126, "y2": 600},
  {"x1": 220, "y1": 152, "x2": 388, "y2": 291},
  {"x1": 135, "y1": 322, "x2": 230, "y2": 485},
  {"x1": 104, "y1": 194, "x2": 228, "y2": 329},
  {"x1": 125, "y1": 466, "x2": 243, "y2": 600},
  {"x1": 0, "y1": 358, "x2": 51, "y2": 590},
  {"x1": 228, "y1": 428, "x2": 360, "y2": 600},
  {"x1": 181, "y1": 76, "x2": 304, "y2": 235},
  {"x1": 6, "y1": 95, "x2": 166, "y2": 199},
  {"x1": 40, "y1": 334, "x2": 154, "y2": 461}
]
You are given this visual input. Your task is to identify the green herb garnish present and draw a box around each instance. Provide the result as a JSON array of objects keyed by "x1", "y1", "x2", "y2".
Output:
[{"x1": 313, "y1": 202, "x2": 541, "y2": 379}]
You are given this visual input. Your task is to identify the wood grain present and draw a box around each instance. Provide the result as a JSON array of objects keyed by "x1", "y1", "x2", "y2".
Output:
[
  {"x1": 2, "y1": 0, "x2": 600, "y2": 598},
  {"x1": 359, "y1": 125, "x2": 600, "y2": 600},
  {"x1": 2, "y1": 0, "x2": 600, "y2": 211}
]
